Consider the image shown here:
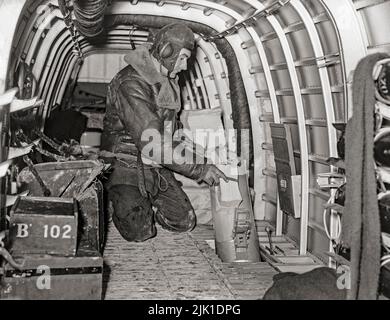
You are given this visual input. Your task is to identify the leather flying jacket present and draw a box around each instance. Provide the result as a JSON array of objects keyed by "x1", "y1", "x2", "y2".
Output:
[{"x1": 101, "y1": 46, "x2": 207, "y2": 181}]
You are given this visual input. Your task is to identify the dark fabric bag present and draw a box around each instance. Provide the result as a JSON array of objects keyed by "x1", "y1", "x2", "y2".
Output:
[{"x1": 263, "y1": 267, "x2": 347, "y2": 300}]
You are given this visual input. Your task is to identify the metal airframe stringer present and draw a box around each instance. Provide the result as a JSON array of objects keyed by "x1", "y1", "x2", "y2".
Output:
[
  {"x1": 290, "y1": 0, "x2": 339, "y2": 262},
  {"x1": 244, "y1": 0, "x2": 309, "y2": 255},
  {"x1": 194, "y1": 44, "x2": 219, "y2": 109},
  {"x1": 320, "y1": 0, "x2": 367, "y2": 119}
]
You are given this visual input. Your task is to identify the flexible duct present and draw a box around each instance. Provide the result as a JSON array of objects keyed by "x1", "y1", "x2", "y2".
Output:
[{"x1": 73, "y1": 0, "x2": 108, "y2": 38}]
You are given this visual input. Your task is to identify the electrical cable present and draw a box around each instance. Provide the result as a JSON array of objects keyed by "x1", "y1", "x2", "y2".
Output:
[
  {"x1": 323, "y1": 185, "x2": 343, "y2": 242},
  {"x1": 381, "y1": 255, "x2": 390, "y2": 267}
]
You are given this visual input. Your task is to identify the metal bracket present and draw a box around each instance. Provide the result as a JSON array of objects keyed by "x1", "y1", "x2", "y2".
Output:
[
  {"x1": 232, "y1": 208, "x2": 252, "y2": 249},
  {"x1": 317, "y1": 172, "x2": 346, "y2": 189},
  {"x1": 203, "y1": 0, "x2": 290, "y2": 42},
  {"x1": 317, "y1": 53, "x2": 340, "y2": 68}
]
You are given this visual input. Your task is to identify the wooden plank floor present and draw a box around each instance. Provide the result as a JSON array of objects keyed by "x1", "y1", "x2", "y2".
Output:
[{"x1": 103, "y1": 222, "x2": 276, "y2": 300}]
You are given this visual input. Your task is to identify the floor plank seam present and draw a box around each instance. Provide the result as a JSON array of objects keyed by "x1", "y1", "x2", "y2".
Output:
[
  {"x1": 187, "y1": 231, "x2": 236, "y2": 299},
  {"x1": 150, "y1": 238, "x2": 175, "y2": 300}
]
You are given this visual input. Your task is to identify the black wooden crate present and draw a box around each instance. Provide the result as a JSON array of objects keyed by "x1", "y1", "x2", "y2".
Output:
[
  {"x1": 9, "y1": 196, "x2": 78, "y2": 256},
  {"x1": 1, "y1": 242, "x2": 103, "y2": 300},
  {"x1": 17, "y1": 160, "x2": 106, "y2": 253}
]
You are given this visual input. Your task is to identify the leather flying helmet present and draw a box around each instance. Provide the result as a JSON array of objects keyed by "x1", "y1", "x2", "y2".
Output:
[{"x1": 150, "y1": 23, "x2": 195, "y2": 73}]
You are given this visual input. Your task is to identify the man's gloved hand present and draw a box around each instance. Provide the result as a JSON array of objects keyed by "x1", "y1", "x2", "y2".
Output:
[{"x1": 200, "y1": 165, "x2": 229, "y2": 186}]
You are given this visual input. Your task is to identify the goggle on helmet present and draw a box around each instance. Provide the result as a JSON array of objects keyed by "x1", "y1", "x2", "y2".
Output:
[{"x1": 150, "y1": 23, "x2": 195, "y2": 73}]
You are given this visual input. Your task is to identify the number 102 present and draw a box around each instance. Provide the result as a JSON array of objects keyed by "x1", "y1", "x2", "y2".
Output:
[{"x1": 43, "y1": 224, "x2": 72, "y2": 239}]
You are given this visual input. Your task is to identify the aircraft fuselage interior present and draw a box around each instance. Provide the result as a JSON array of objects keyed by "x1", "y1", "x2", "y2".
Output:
[{"x1": 0, "y1": 0, "x2": 390, "y2": 301}]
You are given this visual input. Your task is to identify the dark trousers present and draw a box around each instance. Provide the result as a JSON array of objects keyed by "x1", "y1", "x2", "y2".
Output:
[{"x1": 107, "y1": 168, "x2": 196, "y2": 242}]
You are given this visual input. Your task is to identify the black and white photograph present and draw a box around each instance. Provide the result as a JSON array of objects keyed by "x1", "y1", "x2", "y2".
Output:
[{"x1": 0, "y1": 0, "x2": 389, "y2": 306}]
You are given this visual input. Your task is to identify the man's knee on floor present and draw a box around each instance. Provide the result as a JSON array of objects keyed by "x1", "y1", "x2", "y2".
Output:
[
  {"x1": 108, "y1": 185, "x2": 156, "y2": 242},
  {"x1": 112, "y1": 212, "x2": 156, "y2": 242},
  {"x1": 155, "y1": 208, "x2": 196, "y2": 232}
]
